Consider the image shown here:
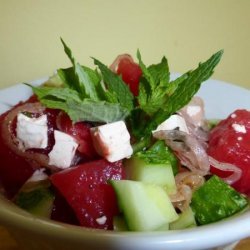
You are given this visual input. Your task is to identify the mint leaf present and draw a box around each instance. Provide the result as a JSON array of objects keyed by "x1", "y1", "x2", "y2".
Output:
[
  {"x1": 36, "y1": 98, "x2": 128, "y2": 123},
  {"x1": 142, "y1": 50, "x2": 223, "y2": 136},
  {"x1": 93, "y1": 58, "x2": 134, "y2": 111},
  {"x1": 148, "y1": 56, "x2": 170, "y2": 85},
  {"x1": 61, "y1": 38, "x2": 102, "y2": 101},
  {"x1": 165, "y1": 50, "x2": 223, "y2": 114},
  {"x1": 26, "y1": 84, "x2": 81, "y2": 102},
  {"x1": 137, "y1": 50, "x2": 155, "y2": 88},
  {"x1": 29, "y1": 84, "x2": 129, "y2": 123},
  {"x1": 57, "y1": 67, "x2": 77, "y2": 88},
  {"x1": 166, "y1": 73, "x2": 189, "y2": 96},
  {"x1": 66, "y1": 99, "x2": 129, "y2": 123},
  {"x1": 137, "y1": 54, "x2": 170, "y2": 115}
]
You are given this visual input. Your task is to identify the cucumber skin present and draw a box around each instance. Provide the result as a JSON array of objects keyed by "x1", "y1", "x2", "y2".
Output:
[
  {"x1": 191, "y1": 175, "x2": 248, "y2": 225},
  {"x1": 110, "y1": 180, "x2": 178, "y2": 232},
  {"x1": 14, "y1": 187, "x2": 54, "y2": 217}
]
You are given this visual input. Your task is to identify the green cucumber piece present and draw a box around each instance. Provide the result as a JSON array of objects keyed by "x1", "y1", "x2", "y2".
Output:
[
  {"x1": 110, "y1": 180, "x2": 178, "y2": 231},
  {"x1": 14, "y1": 180, "x2": 55, "y2": 218},
  {"x1": 126, "y1": 140, "x2": 177, "y2": 195},
  {"x1": 191, "y1": 175, "x2": 248, "y2": 225},
  {"x1": 126, "y1": 158, "x2": 176, "y2": 194},
  {"x1": 169, "y1": 206, "x2": 196, "y2": 230}
]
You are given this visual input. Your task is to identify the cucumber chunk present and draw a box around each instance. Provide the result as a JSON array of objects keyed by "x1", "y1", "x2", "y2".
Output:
[
  {"x1": 191, "y1": 175, "x2": 248, "y2": 225},
  {"x1": 169, "y1": 206, "x2": 196, "y2": 230},
  {"x1": 110, "y1": 180, "x2": 178, "y2": 231},
  {"x1": 14, "y1": 179, "x2": 54, "y2": 218},
  {"x1": 126, "y1": 141, "x2": 177, "y2": 194},
  {"x1": 126, "y1": 158, "x2": 176, "y2": 194}
]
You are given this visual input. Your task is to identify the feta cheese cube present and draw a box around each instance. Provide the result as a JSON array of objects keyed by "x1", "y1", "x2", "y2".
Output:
[
  {"x1": 16, "y1": 113, "x2": 48, "y2": 150},
  {"x1": 48, "y1": 130, "x2": 78, "y2": 169},
  {"x1": 91, "y1": 121, "x2": 133, "y2": 162},
  {"x1": 153, "y1": 114, "x2": 189, "y2": 134}
]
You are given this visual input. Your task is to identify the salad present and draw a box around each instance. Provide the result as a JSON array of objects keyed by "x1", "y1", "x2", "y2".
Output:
[{"x1": 0, "y1": 39, "x2": 249, "y2": 232}]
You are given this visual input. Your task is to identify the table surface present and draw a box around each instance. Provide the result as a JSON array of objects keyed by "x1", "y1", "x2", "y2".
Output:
[{"x1": 0, "y1": 226, "x2": 249, "y2": 250}]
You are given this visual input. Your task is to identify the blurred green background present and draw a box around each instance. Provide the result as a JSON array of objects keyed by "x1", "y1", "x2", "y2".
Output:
[{"x1": 0, "y1": 0, "x2": 250, "y2": 89}]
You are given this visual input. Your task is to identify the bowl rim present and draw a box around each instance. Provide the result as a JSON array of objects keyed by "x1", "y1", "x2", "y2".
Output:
[{"x1": 1, "y1": 194, "x2": 250, "y2": 249}]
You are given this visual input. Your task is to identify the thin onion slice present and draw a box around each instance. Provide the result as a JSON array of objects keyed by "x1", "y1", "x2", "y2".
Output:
[
  {"x1": 1, "y1": 102, "x2": 50, "y2": 168},
  {"x1": 153, "y1": 130, "x2": 210, "y2": 176},
  {"x1": 208, "y1": 156, "x2": 242, "y2": 185},
  {"x1": 170, "y1": 171, "x2": 205, "y2": 211}
]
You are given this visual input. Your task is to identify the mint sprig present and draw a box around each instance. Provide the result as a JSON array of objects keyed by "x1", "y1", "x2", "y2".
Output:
[
  {"x1": 61, "y1": 38, "x2": 101, "y2": 101},
  {"x1": 93, "y1": 58, "x2": 134, "y2": 111},
  {"x1": 27, "y1": 39, "x2": 223, "y2": 135},
  {"x1": 27, "y1": 85, "x2": 129, "y2": 123},
  {"x1": 138, "y1": 53, "x2": 171, "y2": 115},
  {"x1": 28, "y1": 39, "x2": 134, "y2": 123},
  {"x1": 131, "y1": 50, "x2": 223, "y2": 138}
]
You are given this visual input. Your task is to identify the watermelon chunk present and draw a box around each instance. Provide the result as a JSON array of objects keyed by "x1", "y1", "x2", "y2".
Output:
[{"x1": 50, "y1": 159, "x2": 125, "y2": 229}]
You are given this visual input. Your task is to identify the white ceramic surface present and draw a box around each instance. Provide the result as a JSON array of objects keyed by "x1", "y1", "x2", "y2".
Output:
[{"x1": 0, "y1": 78, "x2": 250, "y2": 250}]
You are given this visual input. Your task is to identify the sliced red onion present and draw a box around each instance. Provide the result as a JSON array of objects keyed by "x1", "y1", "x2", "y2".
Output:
[
  {"x1": 170, "y1": 171, "x2": 205, "y2": 211},
  {"x1": 175, "y1": 171, "x2": 205, "y2": 189},
  {"x1": 208, "y1": 156, "x2": 242, "y2": 185},
  {"x1": 153, "y1": 130, "x2": 210, "y2": 176},
  {"x1": 1, "y1": 102, "x2": 50, "y2": 169}
]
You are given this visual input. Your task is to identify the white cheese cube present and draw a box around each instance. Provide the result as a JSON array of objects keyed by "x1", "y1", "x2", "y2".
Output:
[
  {"x1": 91, "y1": 121, "x2": 133, "y2": 162},
  {"x1": 153, "y1": 114, "x2": 189, "y2": 135},
  {"x1": 16, "y1": 113, "x2": 48, "y2": 150},
  {"x1": 48, "y1": 130, "x2": 78, "y2": 169}
]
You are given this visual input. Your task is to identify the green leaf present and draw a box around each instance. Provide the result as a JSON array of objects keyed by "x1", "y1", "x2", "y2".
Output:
[
  {"x1": 38, "y1": 96, "x2": 129, "y2": 123},
  {"x1": 60, "y1": 39, "x2": 85, "y2": 97},
  {"x1": 29, "y1": 84, "x2": 129, "y2": 123},
  {"x1": 93, "y1": 58, "x2": 134, "y2": 111},
  {"x1": 57, "y1": 67, "x2": 77, "y2": 88},
  {"x1": 66, "y1": 99, "x2": 129, "y2": 123},
  {"x1": 137, "y1": 55, "x2": 170, "y2": 115},
  {"x1": 61, "y1": 38, "x2": 102, "y2": 100},
  {"x1": 165, "y1": 50, "x2": 224, "y2": 114},
  {"x1": 26, "y1": 84, "x2": 81, "y2": 103},
  {"x1": 142, "y1": 50, "x2": 224, "y2": 136},
  {"x1": 166, "y1": 73, "x2": 189, "y2": 96},
  {"x1": 148, "y1": 56, "x2": 170, "y2": 86},
  {"x1": 137, "y1": 50, "x2": 155, "y2": 88}
]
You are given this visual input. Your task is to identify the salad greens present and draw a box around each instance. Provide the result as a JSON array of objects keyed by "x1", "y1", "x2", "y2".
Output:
[{"x1": 28, "y1": 39, "x2": 223, "y2": 139}]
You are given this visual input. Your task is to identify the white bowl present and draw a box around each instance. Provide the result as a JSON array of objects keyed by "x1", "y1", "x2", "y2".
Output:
[{"x1": 0, "y1": 78, "x2": 250, "y2": 250}]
